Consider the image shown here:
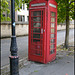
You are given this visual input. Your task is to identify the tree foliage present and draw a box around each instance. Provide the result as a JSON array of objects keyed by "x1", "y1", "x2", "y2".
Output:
[
  {"x1": 55, "y1": 0, "x2": 74, "y2": 49},
  {"x1": 1, "y1": 0, "x2": 10, "y2": 21},
  {"x1": 1, "y1": 0, "x2": 31, "y2": 21},
  {"x1": 55, "y1": 0, "x2": 74, "y2": 24},
  {"x1": 1, "y1": 0, "x2": 74, "y2": 22}
]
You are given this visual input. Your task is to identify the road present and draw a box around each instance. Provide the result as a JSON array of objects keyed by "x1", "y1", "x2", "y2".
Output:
[{"x1": 1, "y1": 29, "x2": 74, "y2": 67}]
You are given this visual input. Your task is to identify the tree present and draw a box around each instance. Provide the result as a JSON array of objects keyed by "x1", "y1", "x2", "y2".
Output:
[
  {"x1": 1, "y1": 0, "x2": 31, "y2": 21},
  {"x1": 1, "y1": 0, "x2": 11, "y2": 21},
  {"x1": 55, "y1": 0, "x2": 74, "y2": 49}
]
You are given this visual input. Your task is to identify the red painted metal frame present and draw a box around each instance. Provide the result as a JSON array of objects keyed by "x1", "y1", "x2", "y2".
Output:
[{"x1": 28, "y1": 0, "x2": 57, "y2": 64}]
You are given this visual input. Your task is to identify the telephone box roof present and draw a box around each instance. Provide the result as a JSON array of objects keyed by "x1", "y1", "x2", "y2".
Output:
[
  {"x1": 31, "y1": 0, "x2": 56, "y2": 2},
  {"x1": 30, "y1": 0, "x2": 57, "y2": 5}
]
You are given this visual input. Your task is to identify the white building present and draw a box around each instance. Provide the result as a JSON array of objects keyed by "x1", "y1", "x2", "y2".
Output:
[
  {"x1": 15, "y1": 3, "x2": 29, "y2": 23},
  {"x1": 3, "y1": 3, "x2": 29, "y2": 23}
]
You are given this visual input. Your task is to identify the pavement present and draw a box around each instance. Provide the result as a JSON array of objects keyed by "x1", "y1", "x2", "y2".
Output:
[
  {"x1": 19, "y1": 39, "x2": 74, "y2": 75},
  {"x1": 19, "y1": 50, "x2": 74, "y2": 75}
]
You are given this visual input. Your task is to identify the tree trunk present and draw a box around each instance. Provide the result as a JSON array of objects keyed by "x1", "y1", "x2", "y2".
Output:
[{"x1": 64, "y1": 0, "x2": 69, "y2": 49}]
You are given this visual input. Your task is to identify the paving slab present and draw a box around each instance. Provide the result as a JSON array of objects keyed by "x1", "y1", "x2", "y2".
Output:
[{"x1": 19, "y1": 51, "x2": 74, "y2": 75}]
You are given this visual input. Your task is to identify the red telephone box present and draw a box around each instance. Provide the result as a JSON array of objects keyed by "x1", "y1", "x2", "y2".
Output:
[{"x1": 28, "y1": 0, "x2": 57, "y2": 63}]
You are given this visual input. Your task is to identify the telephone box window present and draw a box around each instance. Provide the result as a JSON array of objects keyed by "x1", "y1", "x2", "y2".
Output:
[
  {"x1": 50, "y1": 44, "x2": 54, "y2": 49},
  {"x1": 33, "y1": 28, "x2": 41, "y2": 33},
  {"x1": 33, "y1": 34, "x2": 40, "y2": 38},
  {"x1": 50, "y1": 49, "x2": 55, "y2": 54},
  {"x1": 33, "y1": 17, "x2": 41, "y2": 22},
  {"x1": 51, "y1": 12, "x2": 55, "y2": 17},
  {"x1": 51, "y1": 23, "x2": 55, "y2": 27},
  {"x1": 51, "y1": 18, "x2": 55, "y2": 22},
  {"x1": 51, "y1": 39, "x2": 55, "y2": 43},
  {"x1": 51, "y1": 29, "x2": 55, "y2": 33},
  {"x1": 33, "y1": 39, "x2": 40, "y2": 42},
  {"x1": 33, "y1": 23, "x2": 41, "y2": 27},
  {"x1": 33, "y1": 11, "x2": 41, "y2": 16},
  {"x1": 51, "y1": 34, "x2": 55, "y2": 38}
]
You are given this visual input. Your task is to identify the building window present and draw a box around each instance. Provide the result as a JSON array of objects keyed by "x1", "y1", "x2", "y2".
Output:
[
  {"x1": 18, "y1": 15, "x2": 25, "y2": 22},
  {"x1": 19, "y1": 4, "x2": 22, "y2": 9},
  {"x1": 27, "y1": 16, "x2": 29, "y2": 21},
  {"x1": 22, "y1": 15, "x2": 25, "y2": 22},
  {"x1": 22, "y1": 4, "x2": 25, "y2": 10},
  {"x1": 27, "y1": 3, "x2": 29, "y2": 10},
  {"x1": 27, "y1": 8, "x2": 29, "y2": 10},
  {"x1": 2, "y1": 14, "x2": 5, "y2": 17},
  {"x1": 19, "y1": 3, "x2": 25, "y2": 10}
]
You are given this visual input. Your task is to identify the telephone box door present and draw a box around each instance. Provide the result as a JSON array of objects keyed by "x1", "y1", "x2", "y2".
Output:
[{"x1": 29, "y1": 9, "x2": 45, "y2": 63}]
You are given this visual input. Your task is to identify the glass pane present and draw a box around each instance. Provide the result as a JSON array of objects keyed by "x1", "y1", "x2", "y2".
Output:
[
  {"x1": 33, "y1": 11, "x2": 41, "y2": 16},
  {"x1": 50, "y1": 44, "x2": 54, "y2": 49},
  {"x1": 51, "y1": 34, "x2": 55, "y2": 38},
  {"x1": 51, "y1": 23, "x2": 55, "y2": 27},
  {"x1": 51, "y1": 29, "x2": 55, "y2": 33},
  {"x1": 51, "y1": 12, "x2": 55, "y2": 17},
  {"x1": 50, "y1": 49, "x2": 55, "y2": 54},
  {"x1": 33, "y1": 23, "x2": 41, "y2": 27},
  {"x1": 33, "y1": 34, "x2": 40, "y2": 38},
  {"x1": 22, "y1": 16, "x2": 25, "y2": 22},
  {"x1": 33, "y1": 39, "x2": 40, "y2": 42},
  {"x1": 33, "y1": 28, "x2": 40, "y2": 33},
  {"x1": 33, "y1": 17, "x2": 41, "y2": 22},
  {"x1": 51, "y1": 39, "x2": 55, "y2": 43},
  {"x1": 18, "y1": 15, "x2": 22, "y2": 21},
  {"x1": 51, "y1": 18, "x2": 55, "y2": 22}
]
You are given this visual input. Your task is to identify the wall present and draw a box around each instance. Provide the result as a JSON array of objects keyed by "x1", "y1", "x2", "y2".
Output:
[
  {"x1": 1, "y1": 22, "x2": 29, "y2": 38},
  {"x1": 57, "y1": 24, "x2": 74, "y2": 30},
  {"x1": 1, "y1": 22, "x2": 74, "y2": 38}
]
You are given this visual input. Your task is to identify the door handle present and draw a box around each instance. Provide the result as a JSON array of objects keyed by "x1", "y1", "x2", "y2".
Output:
[
  {"x1": 41, "y1": 29, "x2": 45, "y2": 34},
  {"x1": 41, "y1": 28, "x2": 43, "y2": 34},
  {"x1": 44, "y1": 29, "x2": 45, "y2": 32}
]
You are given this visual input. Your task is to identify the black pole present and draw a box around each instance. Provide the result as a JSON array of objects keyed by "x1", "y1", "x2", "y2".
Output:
[{"x1": 9, "y1": 0, "x2": 19, "y2": 75}]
